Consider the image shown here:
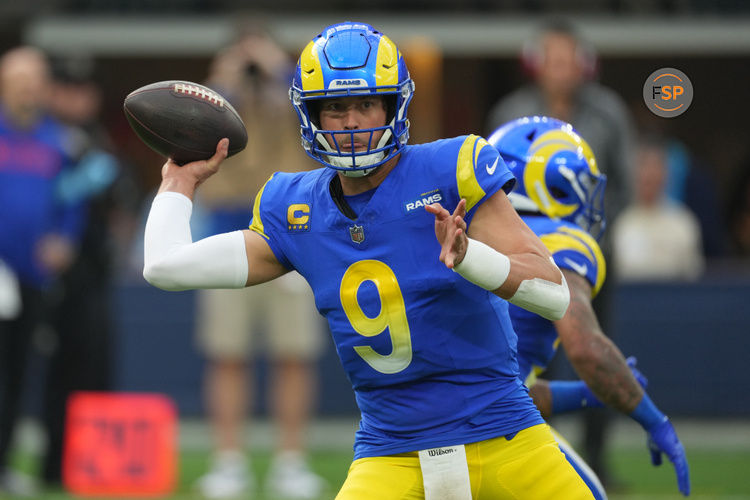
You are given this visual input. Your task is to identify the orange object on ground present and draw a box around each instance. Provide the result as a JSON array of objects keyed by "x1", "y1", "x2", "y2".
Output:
[{"x1": 63, "y1": 392, "x2": 177, "y2": 497}]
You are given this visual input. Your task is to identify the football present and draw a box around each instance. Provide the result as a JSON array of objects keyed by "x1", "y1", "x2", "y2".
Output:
[{"x1": 123, "y1": 80, "x2": 248, "y2": 164}]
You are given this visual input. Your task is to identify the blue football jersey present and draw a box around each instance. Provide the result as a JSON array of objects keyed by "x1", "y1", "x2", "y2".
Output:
[
  {"x1": 250, "y1": 135, "x2": 543, "y2": 458},
  {"x1": 511, "y1": 215, "x2": 607, "y2": 385}
]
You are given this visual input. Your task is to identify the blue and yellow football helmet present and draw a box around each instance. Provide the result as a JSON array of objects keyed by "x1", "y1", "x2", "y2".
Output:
[
  {"x1": 488, "y1": 116, "x2": 607, "y2": 240},
  {"x1": 290, "y1": 22, "x2": 414, "y2": 175}
]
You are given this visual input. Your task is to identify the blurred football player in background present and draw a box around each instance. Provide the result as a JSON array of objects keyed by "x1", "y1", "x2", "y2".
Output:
[
  {"x1": 485, "y1": 19, "x2": 636, "y2": 484},
  {"x1": 489, "y1": 116, "x2": 690, "y2": 498},
  {"x1": 0, "y1": 46, "x2": 84, "y2": 497},
  {"x1": 140, "y1": 21, "x2": 599, "y2": 499},
  {"x1": 194, "y1": 24, "x2": 325, "y2": 499}
]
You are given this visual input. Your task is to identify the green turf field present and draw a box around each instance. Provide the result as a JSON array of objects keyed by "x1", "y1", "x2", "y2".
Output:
[
  {"x1": 7, "y1": 448, "x2": 750, "y2": 499},
  {"x1": 5, "y1": 418, "x2": 750, "y2": 499}
]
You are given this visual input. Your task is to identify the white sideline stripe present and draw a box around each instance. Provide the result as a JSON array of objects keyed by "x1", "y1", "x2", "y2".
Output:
[{"x1": 13, "y1": 416, "x2": 750, "y2": 453}]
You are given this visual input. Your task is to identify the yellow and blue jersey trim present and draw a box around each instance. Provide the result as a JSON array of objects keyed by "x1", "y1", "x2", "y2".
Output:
[
  {"x1": 249, "y1": 174, "x2": 275, "y2": 240},
  {"x1": 455, "y1": 135, "x2": 513, "y2": 213},
  {"x1": 535, "y1": 220, "x2": 606, "y2": 298}
]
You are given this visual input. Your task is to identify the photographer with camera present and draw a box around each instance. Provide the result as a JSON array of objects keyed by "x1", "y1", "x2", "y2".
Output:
[{"x1": 193, "y1": 24, "x2": 325, "y2": 499}]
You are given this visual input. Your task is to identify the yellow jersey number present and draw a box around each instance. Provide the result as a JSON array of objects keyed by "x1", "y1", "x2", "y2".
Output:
[{"x1": 340, "y1": 260, "x2": 413, "y2": 374}]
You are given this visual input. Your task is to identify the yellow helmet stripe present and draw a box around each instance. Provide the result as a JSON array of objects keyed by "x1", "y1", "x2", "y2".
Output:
[
  {"x1": 456, "y1": 135, "x2": 487, "y2": 212},
  {"x1": 524, "y1": 130, "x2": 580, "y2": 219},
  {"x1": 299, "y1": 40, "x2": 324, "y2": 92},
  {"x1": 558, "y1": 226, "x2": 606, "y2": 297},
  {"x1": 249, "y1": 175, "x2": 275, "y2": 240},
  {"x1": 375, "y1": 35, "x2": 399, "y2": 89}
]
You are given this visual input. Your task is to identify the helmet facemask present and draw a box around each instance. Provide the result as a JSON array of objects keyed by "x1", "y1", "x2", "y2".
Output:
[
  {"x1": 291, "y1": 82, "x2": 413, "y2": 176},
  {"x1": 571, "y1": 167, "x2": 607, "y2": 240},
  {"x1": 290, "y1": 22, "x2": 414, "y2": 175}
]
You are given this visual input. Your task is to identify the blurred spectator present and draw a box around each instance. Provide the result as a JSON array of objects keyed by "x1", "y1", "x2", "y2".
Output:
[
  {"x1": 39, "y1": 54, "x2": 140, "y2": 487},
  {"x1": 485, "y1": 19, "x2": 636, "y2": 486},
  {"x1": 632, "y1": 106, "x2": 728, "y2": 259},
  {"x1": 613, "y1": 137, "x2": 704, "y2": 281},
  {"x1": 486, "y1": 19, "x2": 635, "y2": 229},
  {"x1": 664, "y1": 141, "x2": 727, "y2": 259},
  {"x1": 194, "y1": 25, "x2": 325, "y2": 499},
  {"x1": 0, "y1": 46, "x2": 84, "y2": 497}
]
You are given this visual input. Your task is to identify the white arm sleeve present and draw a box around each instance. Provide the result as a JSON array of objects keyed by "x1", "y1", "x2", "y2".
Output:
[{"x1": 143, "y1": 192, "x2": 249, "y2": 291}]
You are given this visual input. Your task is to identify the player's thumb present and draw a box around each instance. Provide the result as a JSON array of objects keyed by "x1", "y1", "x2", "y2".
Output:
[
  {"x1": 206, "y1": 138, "x2": 229, "y2": 169},
  {"x1": 647, "y1": 437, "x2": 663, "y2": 466},
  {"x1": 217, "y1": 138, "x2": 230, "y2": 157}
]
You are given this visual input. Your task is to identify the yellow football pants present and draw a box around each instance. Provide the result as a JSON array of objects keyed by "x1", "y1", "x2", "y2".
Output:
[{"x1": 336, "y1": 423, "x2": 594, "y2": 499}]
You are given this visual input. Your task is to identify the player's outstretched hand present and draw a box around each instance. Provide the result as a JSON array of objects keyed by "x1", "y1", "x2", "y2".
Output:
[
  {"x1": 425, "y1": 199, "x2": 468, "y2": 269},
  {"x1": 159, "y1": 138, "x2": 229, "y2": 196},
  {"x1": 647, "y1": 418, "x2": 691, "y2": 496}
]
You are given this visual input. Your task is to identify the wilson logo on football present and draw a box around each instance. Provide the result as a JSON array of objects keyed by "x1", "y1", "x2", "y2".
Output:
[{"x1": 173, "y1": 83, "x2": 225, "y2": 108}]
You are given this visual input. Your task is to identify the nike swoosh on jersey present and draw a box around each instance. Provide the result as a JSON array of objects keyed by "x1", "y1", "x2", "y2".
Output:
[
  {"x1": 486, "y1": 157, "x2": 498, "y2": 175},
  {"x1": 563, "y1": 257, "x2": 588, "y2": 276}
]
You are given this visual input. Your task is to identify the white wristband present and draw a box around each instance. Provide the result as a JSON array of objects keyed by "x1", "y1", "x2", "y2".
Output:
[
  {"x1": 453, "y1": 239, "x2": 570, "y2": 321},
  {"x1": 453, "y1": 238, "x2": 511, "y2": 291},
  {"x1": 143, "y1": 192, "x2": 249, "y2": 291}
]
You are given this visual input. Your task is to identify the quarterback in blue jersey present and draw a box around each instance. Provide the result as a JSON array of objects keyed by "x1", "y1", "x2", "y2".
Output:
[
  {"x1": 142, "y1": 23, "x2": 594, "y2": 499},
  {"x1": 489, "y1": 116, "x2": 691, "y2": 497}
]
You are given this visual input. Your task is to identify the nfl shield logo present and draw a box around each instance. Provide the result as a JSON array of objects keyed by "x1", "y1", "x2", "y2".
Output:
[{"x1": 349, "y1": 224, "x2": 365, "y2": 244}]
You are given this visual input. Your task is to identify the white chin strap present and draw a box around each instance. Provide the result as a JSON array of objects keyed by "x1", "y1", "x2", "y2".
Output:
[{"x1": 316, "y1": 124, "x2": 394, "y2": 177}]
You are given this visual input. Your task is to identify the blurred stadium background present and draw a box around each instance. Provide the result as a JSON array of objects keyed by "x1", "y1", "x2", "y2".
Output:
[{"x1": 2, "y1": 0, "x2": 750, "y2": 498}]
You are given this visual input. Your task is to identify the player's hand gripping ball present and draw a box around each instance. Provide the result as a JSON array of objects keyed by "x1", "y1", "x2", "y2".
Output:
[{"x1": 123, "y1": 80, "x2": 248, "y2": 164}]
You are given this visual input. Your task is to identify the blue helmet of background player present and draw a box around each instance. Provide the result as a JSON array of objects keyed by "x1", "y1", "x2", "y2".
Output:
[
  {"x1": 488, "y1": 116, "x2": 607, "y2": 240},
  {"x1": 290, "y1": 22, "x2": 414, "y2": 176}
]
